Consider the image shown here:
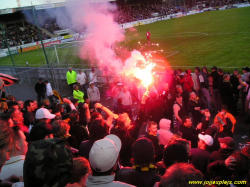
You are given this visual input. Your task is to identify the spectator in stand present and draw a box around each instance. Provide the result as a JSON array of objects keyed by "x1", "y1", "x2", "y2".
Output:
[
  {"x1": 73, "y1": 84, "x2": 84, "y2": 103},
  {"x1": 173, "y1": 94, "x2": 187, "y2": 132},
  {"x1": 116, "y1": 138, "x2": 161, "y2": 187},
  {"x1": 158, "y1": 163, "x2": 203, "y2": 187},
  {"x1": 44, "y1": 80, "x2": 55, "y2": 107},
  {"x1": 77, "y1": 70, "x2": 87, "y2": 95},
  {"x1": 187, "y1": 92, "x2": 205, "y2": 128},
  {"x1": 179, "y1": 70, "x2": 193, "y2": 97},
  {"x1": 66, "y1": 67, "x2": 77, "y2": 93},
  {"x1": 0, "y1": 125, "x2": 28, "y2": 180},
  {"x1": 189, "y1": 134, "x2": 213, "y2": 176},
  {"x1": 87, "y1": 82, "x2": 100, "y2": 108},
  {"x1": 160, "y1": 83, "x2": 174, "y2": 121},
  {"x1": 0, "y1": 101, "x2": 8, "y2": 114},
  {"x1": 207, "y1": 137, "x2": 236, "y2": 181},
  {"x1": 146, "y1": 121, "x2": 164, "y2": 162},
  {"x1": 230, "y1": 69, "x2": 240, "y2": 114},
  {"x1": 157, "y1": 119, "x2": 173, "y2": 146},
  {"x1": 86, "y1": 134, "x2": 134, "y2": 187},
  {"x1": 175, "y1": 69, "x2": 184, "y2": 88},
  {"x1": 35, "y1": 78, "x2": 46, "y2": 103},
  {"x1": 8, "y1": 108, "x2": 29, "y2": 134},
  {"x1": 16, "y1": 100, "x2": 24, "y2": 111},
  {"x1": 218, "y1": 68, "x2": 224, "y2": 91},
  {"x1": 89, "y1": 67, "x2": 98, "y2": 87},
  {"x1": 241, "y1": 67, "x2": 250, "y2": 115},
  {"x1": 7, "y1": 101, "x2": 19, "y2": 110},
  {"x1": 117, "y1": 86, "x2": 132, "y2": 119},
  {"x1": 114, "y1": 98, "x2": 129, "y2": 115},
  {"x1": 66, "y1": 157, "x2": 91, "y2": 187},
  {"x1": 112, "y1": 83, "x2": 123, "y2": 108},
  {"x1": 200, "y1": 66, "x2": 212, "y2": 111},
  {"x1": 220, "y1": 73, "x2": 236, "y2": 115},
  {"x1": 210, "y1": 66, "x2": 220, "y2": 113},
  {"x1": 6, "y1": 95, "x2": 15, "y2": 101},
  {"x1": 23, "y1": 100, "x2": 36, "y2": 127},
  {"x1": 192, "y1": 67, "x2": 201, "y2": 97}
]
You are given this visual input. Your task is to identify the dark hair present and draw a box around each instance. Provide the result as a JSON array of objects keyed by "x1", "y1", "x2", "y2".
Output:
[
  {"x1": 0, "y1": 113, "x2": 11, "y2": 122},
  {"x1": 221, "y1": 105, "x2": 228, "y2": 111},
  {"x1": 70, "y1": 157, "x2": 91, "y2": 183},
  {"x1": 89, "y1": 119, "x2": 108, "y2": 141},
  {"x1": 56, "y1": 104, "x2": 64, "y2": 112},
  {"x1": 175, "y1": 94, "x2": 182, "y2": 99},
  {"x1": 202, "y1": 66, "x2": 208, "y2": 73},
  {"x1": 24, "y1": 100, "x2": 34, "y2": 110},
  {"x1": 159, "y1": 163, "x2": 203, "y2": 187},
  {"x1": 182, "y1": 116, "x2": 191, "y2": 124},
  {"x1": 52, "y1": 109, "x2": 60, "y2": 114},
  {"x1": 195, "y1": 67, "x2": 200, "y2": 72},
  {"x1": 90, "y1": 112, "x2": 101, "y2": 124},
  {"x1": 163, "y1": 143, "x2": 189, "y2": 168},
  {"x1": 69, "y1": 110, "x2": 79, "y2": 122},
  {"x1": 6, "y1": 95, "x2": 15, "y2": 101},
  {"x1": 44, "y1": 80, "x2": 48, "y2": 83},
  {"x1": 84, "y1": 95, "x2": 89, "y2": 100},
  {"x1": 147, "y1": 121, "x2": 157, "y2": 132},
  {"x1": 38, "y1": 103, "x2": 44, "y2": 109},
  {"x1": 7, "y1": 108, "x2": 18, "y2": 119},
  {"x1": 177, "y1": 69, "x2": 182, "y2": 73},
  {"x1": 7, "y1": 101, "x2": 18, "y2": 110},
  {"x1": 218, "y1": 68, "x2": 223, "y2": 73}
]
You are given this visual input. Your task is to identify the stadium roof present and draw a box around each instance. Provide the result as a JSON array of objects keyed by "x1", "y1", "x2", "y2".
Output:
[{"x1": 0, "y1": 0, "x2": 115, "y2": 13}]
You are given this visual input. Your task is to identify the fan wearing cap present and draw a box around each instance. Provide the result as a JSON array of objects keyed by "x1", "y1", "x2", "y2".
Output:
[
  {"x1": 238, "y1": 74, "x2": 250, "y2": 116},
  {"x1": 112, "y1": 83, "x2": 123, "y2": 108},
  {"x1": 86, "y1": 134, "x2": 134, "y2": 187},
  {"x1": 207, "y1": 137, "x2": 236, "y2": 181},
  {"x1": 189, "y1": 134, "x2": 213, "y2": 176},
  {"x1": 116, "y1": 138, "x2": 161, "y2": 187}
]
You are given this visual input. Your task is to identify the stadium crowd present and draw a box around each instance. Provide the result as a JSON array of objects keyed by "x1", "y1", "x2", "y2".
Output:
[
  {"x1": 0, "y1": 22, "x2": 51, "y2": 49},
  {"x1": 0, "y1": 65, "x2": 250, "y2": 187}
]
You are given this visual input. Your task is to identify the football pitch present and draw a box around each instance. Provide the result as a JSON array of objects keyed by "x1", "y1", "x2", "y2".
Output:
[{"x1": 1, "y1": 6, "x2": 250, "y2": 72}]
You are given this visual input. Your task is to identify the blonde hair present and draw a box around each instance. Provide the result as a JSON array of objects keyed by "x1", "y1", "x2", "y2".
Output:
[
  {"x1": 0, "y1": 101, "x2": 8, "y2": 113},
  {"x1": 52, "y1": 120, "x2": 70, "y2": 137}
]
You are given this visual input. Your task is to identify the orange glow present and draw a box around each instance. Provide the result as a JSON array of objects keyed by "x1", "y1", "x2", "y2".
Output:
[{"x1": 134, "y1": 62, "x2": 155, "y2": 87}]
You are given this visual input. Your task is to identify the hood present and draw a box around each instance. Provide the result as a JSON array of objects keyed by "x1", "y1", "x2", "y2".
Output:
[
  {"x1": 187, "y1": 70, "x2": 191, "y2": 76},
  {"x1": 159, "y1": 119, "x2": 171, "y2": 130}
]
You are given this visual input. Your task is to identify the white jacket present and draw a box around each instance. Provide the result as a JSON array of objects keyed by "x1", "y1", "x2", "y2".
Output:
[
  {"x1": 77, "y1": 73, "x2": 87, "y2": 85},
  {"x1": 89, "y1": 72, "x2": 97, "y2": 83},
  {"x1": 46, "y1": 83, "x2": 53, "y2": 96}
]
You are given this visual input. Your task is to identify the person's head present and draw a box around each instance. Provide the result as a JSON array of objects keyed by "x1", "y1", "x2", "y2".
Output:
[
  {"x1": 52, "y1": 120, "x2": 70, "y2": 138},
  {"x1": 89, "y1": 82, "x2": 94, "y2": 88},
  {"x1": 24, "y1": 100, "x2": 36, "y2": 112},
  {"x1": 90, "y1": 112, "x2": 102, "y2": 124},
  {"x1": 132, "y1": 138, "x2": 155, "y2": 166},
  {"x1": 56, "y1": 104, "x2": 64, "y2": 113},
  {"x1": 168, "y1": 134, "x2": 181, "y2": 145},
  {"x1": 0, "y1": 120, "x2": 13, "y2": 171},
  {"x1": 223, "y1": 73, "x2": 230, "y2": 81},
  {"x1": 70, "y1": 157, "x2": 91, "y2": 186},
  {"x1": 173, "y1": 139, "x2": 191, "y2": 156},
  {"x1": 51, "y1": 109, "x2": 62, "y2": 122},
  {"x1": 117, "y1": 83, "x2": 123, "y2": 90},
  {"x1": 218, "y1": 68, "x2": 223, "y2": 75},
  {"x1": 10, "y1": 125, "x2": 28, "y2": 157},
  {"x1": 6, "y1": 94, "x2": 15, "y2": 101},
  {"x1": 84, "y1": 96, "x2": 89, "y2": 104},
  {"x1": 70, "y1": 98, "x2": 79, "y2": 107},
  {"x1": 182, "y1": 116, "x2": 192, "y2": 128},
  {"x1": 38, "y1": 78, "x2": 43, "y2": 83},
  {"x1": 91, "y1": 67, "x2": 95, "y2": 72},
  {"x1": 159, "y1": 119, "x2": 171, "y2": 131},
  {"x1": 242, "y1": 67, "x2": 250, "y2": 74},
  {"x1": 73, "y1": 84, "x2": 79, "y2": 91},
  {"x1": 233, "y1": 69, "x2": 239, "y2": 76},
  {"x1": 219, "y1": 137, "x2": 235, "y2": 149},
  {"x1": 211, "y1": 66, "x2": 217, "y2": 72},
  {"x1": 177, "y1": 69, "x2": 182, "y2": 75},
  {"x1": 176, "y1": 85, "x2": 183, "y2": 94},
  {"x1": 189, "y1": 92, "x2": 197, "y2": 100},
  {"x1": 44, "y1": 80, "x2": 49, "y2": 85},
  {"x1": 202, "y1": 66, "x2": 207, "y2": 74},
  {"x1": 7, "y1": 101, "x2": 19, "y2": 110},
  {"x1": 89, "y1": 134, "x2": 121, "y2": 176},
  {"x1": 0, "y1": 101, "x2": 8, "y2": 113},
  {"x1": 163, "y1": 143, "x2": 189, "y2": 168},
  {"x1": 35, "y1": 108, "x2": 56, "y2": 124},
  {"x1": 8, "y1": 108, "x2": 24, "y2": 123},
  {"x1": 89, "y1": 119, "x2": 109, "y2": 141},
  {"x1": 43, "y1": 99, "x2": 50, "y2": 106},
  {"x1": 69, "y1": 67, "x2": 72, "y2": 72},
  {"x1": 117, "y1": 113, "x2": 131, "y2": 129},
  {"x1": 163, "y1": 83, "x2": 169, "y2": 90},
  {"x1": 33, "y1": 100, "x2": 38, "y2": 110},
  {"x1": 69, "y1": 110, "x2": 79, "y2": 122},
  {"x1": 220, "y1": 105, "x2": 228, "y2": 116},
  {"x1": 159, "y1": 163, "x2": 203, "y2": 187},
  {"x1": 16, "y1": 100, "x2": 24, "y2": 110},
  {"x1": 195, "y1": 67, "x2": 200, "y2": 74},
  {"x1": 78, "y1": 70, "x2": 82, "y2": 74},
  {"x1": 147, "y1": 121, "x2": 158, "y2": 136},
  {"x1": 176, "y1": 94, "x2": 183, "y2": 103},
  {"x1": 198, "y1": 134, "x2": 213, "y2": 150}
]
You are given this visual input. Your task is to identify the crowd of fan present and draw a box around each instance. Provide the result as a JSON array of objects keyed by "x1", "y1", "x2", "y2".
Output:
[
  {"x1": 115, "y1": 4, "x2": 180, "y2": 24},
  {"x1": 209, "y1": 0, "x2": 248, "y2": 7},
  {"x1": 0, "y1": 22, "x2": 51, "y2": 49},
  {"x1": 0, "y1": 65, "x2": 250, "y2": 186}
]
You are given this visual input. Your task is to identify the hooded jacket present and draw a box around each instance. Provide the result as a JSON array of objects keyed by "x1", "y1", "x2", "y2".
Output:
[{"x1": 157, "y1": 119, "x2": 173, "y2": 146}]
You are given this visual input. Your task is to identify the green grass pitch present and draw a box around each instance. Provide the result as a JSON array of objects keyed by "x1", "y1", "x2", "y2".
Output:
[{"x1": 1, "y1": 6, "x2": 250, "y2": 73}]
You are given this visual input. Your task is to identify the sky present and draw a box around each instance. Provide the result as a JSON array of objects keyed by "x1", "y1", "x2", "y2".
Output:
[{"x1": 0, "y1": 0, "x2": 66, "y2": 10}]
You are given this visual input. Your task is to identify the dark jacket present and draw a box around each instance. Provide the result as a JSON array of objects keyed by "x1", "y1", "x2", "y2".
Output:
[
  {"x1": 180, "y1": 125, "x2": 199, "y2": 148},
  {"x1": 145, "y1": 98, "x2": 165, "y2": 124},
  {"x1": 78, "y1": 139, "x2": 95, "y2": 159},
  {"x1": 187, "y1": 98, "x2": 204, "y2": 118},
  {"x1": 115, "y1": 167, "x2": 161, "y2": 187},
  {"x1": 146, "y1": 133, "x2": 164, "y2": 162},
  {"x1": 207, "y1": 148, "x2": 235, "y2": 181},
  {"x1": 35, "y1": 82, "x2": 46, "y2": 94},
  {"x1": 23, "y1": 111, "x2": 35, "y2": 127},
  {"x1": 230, "y1": 74, "x2": 240, "y2": 95},
  {"x1": 210, "y1": 71, "x2": 219, "y2": 89}
]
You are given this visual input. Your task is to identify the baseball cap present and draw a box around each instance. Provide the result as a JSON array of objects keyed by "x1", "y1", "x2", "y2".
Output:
[
  {"x1": 198, "y1": 134, "x2": 213, "y2": 146},
  {"x1": 30, "y1": 122, "x2": 60, "y2": 141},
  {"x1": 132, "y1": 138, "x2": 155, "y2": 162},
  {"x1": 211, "y1": 66, "x2": 217, "y2": 70},
  {"x1": 35, "y1": 108, "x2": 56, "y2": 119},
  {"x1": 89, "y1": 134, "x2": 121, "y2": 172},
  {"x1": 218, "y1": 137, "x2": 235, "y2": 148},
  {"x1": 38, "y1": 78, "x2": 42, "y2": 81},
  {"x1": 242, "y1": 67, "x2": 250, "y2": 72},
  {"x1": 89, "y1": 82, "x2": 94, "y2": 85},
  {"x1": 117, "y1": 83, "x2": 122, "y2": 86}
]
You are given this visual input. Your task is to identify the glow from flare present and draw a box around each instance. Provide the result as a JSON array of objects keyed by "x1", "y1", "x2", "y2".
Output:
[{"x1": 134, "y1": 62, "x2": 155, "y2": 87}]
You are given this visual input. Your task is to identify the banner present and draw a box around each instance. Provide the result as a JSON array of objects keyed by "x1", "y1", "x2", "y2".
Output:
[
  {"x1": 42, "y1": 40, "x2": 61, "y2": 47},
  {"x1": 6, "y1": 50, "x2": 19, "y2": 55},
  {"x1": 54, "y1": 29, "x2": 69, "y2": 35},
  {"x1": 60, "y1": 37, "x2": 76, "y2": 43},
  {"x1": 0, "y1": 53, "x2": 7, "y2": 57},
  {"x1": 23, "y1": 46, "x2": 38, "y2": 52},
  {"x1": 63, "y1": 34, "x2": 73, "y2": 39}
]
